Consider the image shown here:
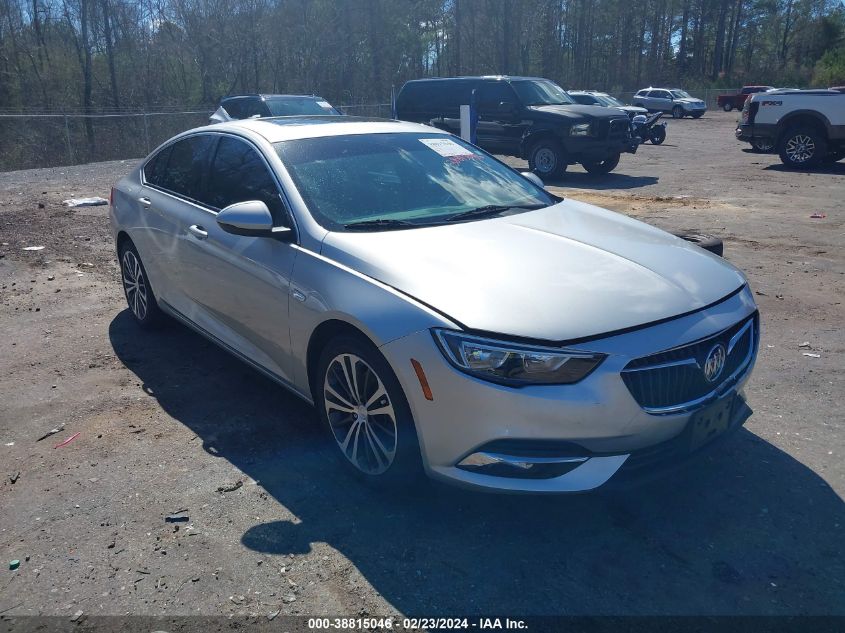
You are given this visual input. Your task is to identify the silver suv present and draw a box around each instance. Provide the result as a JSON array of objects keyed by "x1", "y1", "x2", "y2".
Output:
[{"x1": 633, "y1": 88, "x2": 707, "y2": 119}]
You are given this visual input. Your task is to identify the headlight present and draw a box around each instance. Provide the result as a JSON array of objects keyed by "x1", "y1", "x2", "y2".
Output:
[
  {"x1": 432, "y1": 329, "x2": 606, "y2": 386},
  {"x1": 569, "y1": 122, "x2": 592, "y2": 137}
]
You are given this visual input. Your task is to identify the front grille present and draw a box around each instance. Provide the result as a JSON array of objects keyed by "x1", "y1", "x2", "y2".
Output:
[
  {"x1": 621, "y1": 313, "x2": 758, "y2": 414},
  {"x1": 595, "y1": 118, "x2": 631, "y2": 140},
  {"x1": 608, "y1": 118, "x2": 630, "y2": 139}
]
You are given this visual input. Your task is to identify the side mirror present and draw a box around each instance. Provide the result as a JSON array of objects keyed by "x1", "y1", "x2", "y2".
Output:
[
  {"x1": 520, "y1": 171, "x2": 545, "y2": 189},
  {"x1": 217, "y1": 200, "x2": 292, "y2": 241}
]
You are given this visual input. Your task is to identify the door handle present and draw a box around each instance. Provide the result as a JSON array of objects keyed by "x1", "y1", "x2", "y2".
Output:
[
  {"x1": 137, "y1": 196, "x2": 151, "y2": 208},
  {"x1": 188, "y1": 225, "x2": 208, "y2": 239}
]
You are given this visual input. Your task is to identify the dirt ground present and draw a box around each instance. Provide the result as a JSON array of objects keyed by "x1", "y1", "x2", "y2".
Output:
[{"x1": 0, "y1": 111, "x2": 843, "y2": 620}]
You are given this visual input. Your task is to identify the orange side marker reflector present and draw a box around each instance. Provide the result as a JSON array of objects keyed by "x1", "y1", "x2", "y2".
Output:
[{"x1": 411, "y1": 359, "x2": 434, "y2": 401}]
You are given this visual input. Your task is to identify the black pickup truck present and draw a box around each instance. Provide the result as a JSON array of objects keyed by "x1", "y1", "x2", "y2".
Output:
[{"x1": 396, "y1": 76, "x2": 638, "y2": 179}]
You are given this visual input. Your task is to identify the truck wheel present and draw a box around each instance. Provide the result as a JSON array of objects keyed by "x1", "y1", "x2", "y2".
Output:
[
  {"x1": 672, "y1": 106, "x2": 684, "y2": 119},
  {"x1": 582, "y1": 153, "x2": 620, "y2": 175},
  {"x1": 671, "y1": 232, "x2": 724, "y2": 257},
  {"x1": 723, "y1": 103, "x2": 733, "y2": 112},
  {"x1": 751, "y1": 138, "x2": 775, "y2": 153},
  {"x1": 649, "y1": 126, "x2": 667, "y2": 145},
  {"x1": 779, "y1": 126, "x2": 827, "y2": 168},
  {"x1": 528, "y1": 139, "x2": 567, "y2": 180}
]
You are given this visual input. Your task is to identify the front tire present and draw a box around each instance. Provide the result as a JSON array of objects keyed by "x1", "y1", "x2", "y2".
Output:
[
  {"x1": 779, "y1": 126, "x2": 827, "y2": 168},
  {"x1": 582, "y1": 153, "x2": 620, "y2": 175},
  {"x1": 672, "y1": 106, "x2": 684, "y2": 119},
  {"x1": 723, "y1": 103, "x2": 733, "y2": 112},
  {"x1": 692, "y1": 112, "x2": 704, "y2": 119},
  {"x1": 316, "y1": 336, "x2": 423, "y2": 486},
  {"x1": 528, "y1": 138, "x2": 567, "y2": 180},
  {"x1": 119, "y1": 240, "x2": 164, "y2": 328}
]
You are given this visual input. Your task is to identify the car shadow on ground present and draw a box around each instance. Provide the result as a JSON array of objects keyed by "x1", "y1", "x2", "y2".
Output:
[
  {"x1": 542, "y1": 172, "x2": 659, "y2": 191},
  {"x1": 763, "y1": 162, "x2": 845, "y2": 174},
  {"x1": 110, "y1": 310, "x2": 845, "y2": 616}
]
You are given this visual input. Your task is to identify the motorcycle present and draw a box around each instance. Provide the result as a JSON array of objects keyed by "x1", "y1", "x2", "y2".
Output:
[{"x1": 631, "y1": 112, "x2": 667, "y2": 145}]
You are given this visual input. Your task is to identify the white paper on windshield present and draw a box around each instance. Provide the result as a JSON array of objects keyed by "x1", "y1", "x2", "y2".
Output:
[
  {"x1": 419, "y1": 138, "x2": 475, "y2": 157},
  {"x1": 317, "y1": 101, "x2": 333, "y2": 109}
]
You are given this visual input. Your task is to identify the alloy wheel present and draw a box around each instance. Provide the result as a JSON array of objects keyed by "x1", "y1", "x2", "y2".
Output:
[
  {"x1": 121, "y1": 250, "x2": 148, "y2": 321},
  {"x1": 533, "y1": 147, "x2": 557, "y2": 174},
  {"x1": 323, "y1": 353, "x2": 398, "y2": 475},
  {"x1": 785, "y1": 134, "x2": 815, "y2": 163}
]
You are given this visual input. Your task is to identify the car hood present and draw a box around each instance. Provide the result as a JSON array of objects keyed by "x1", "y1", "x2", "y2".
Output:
[
  {"x1": 527, "y1": 104, "x2": 628, "y2": 120},
  {"x1": 676, "y1": 98, "x2": 705, "y2": 105},
  {"x1": 619, "y1": 105, "x2": 648, "y2": 115},
  {"x1": 320, "y1": 201, "x2": 746, "y2": 341}
]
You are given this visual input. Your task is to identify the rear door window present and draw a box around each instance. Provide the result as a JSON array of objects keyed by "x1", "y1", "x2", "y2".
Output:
[
  {"x1": 158, "y1": 135, "x2": 216, "y2": 203},
  {"x1": 571, "y1": 94, "x2": 596, "y2": 105},
  {"x1": 205, "y1": 136, "x2": 286, "y2": 222},
  {"x1": 477, "y1": 82, "x2": 517, "y2": 113},
  {"x1": 222, "y1": 100, "x2": 244, "y2": 119},
  {"x1": 240, "y1": 98, "x2": 269, "y2": 118}
]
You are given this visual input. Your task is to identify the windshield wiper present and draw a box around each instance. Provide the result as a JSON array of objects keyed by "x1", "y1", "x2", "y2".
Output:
[
  {"x1": 446, "y1": 204, "x2": 546, "y2": 222},
  {"x1": 343, "y1": 218, "x2": 417, "y2": 231}
]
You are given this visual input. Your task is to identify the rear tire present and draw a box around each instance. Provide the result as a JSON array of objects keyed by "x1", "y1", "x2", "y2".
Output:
[
  {"x1": 528, "y1": 138, "x2": 567, "y2": 180},
  {"x1": 672, "y1": 106, "x2": 684, "y2": 119},
  {"x1": 315, "y1": 335, "x2": 424, "y2": 488},
  {"x1": 649, "y1": 126, "x2": 666, "y2": 145},
  {"x1": 582, "y1": 153, "x2": 620, "y2": 175},
  {"x1": 118, "y1": 240, "x2": 164, "y2": 328},
  {"x1": 779, "y1": 126, "x2": 827, "y2": 168}
]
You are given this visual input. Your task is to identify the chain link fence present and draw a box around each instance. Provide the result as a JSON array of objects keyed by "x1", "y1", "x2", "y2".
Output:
[
  {"x1": 0, "y1": 111, "x2": 213, "y2": 172},
  {"x1": 1, "y1": 92, "x2": 738, "y2": 172},
  {"x1": 0, "y1": 103, "x2": 395, "y2": 172}
]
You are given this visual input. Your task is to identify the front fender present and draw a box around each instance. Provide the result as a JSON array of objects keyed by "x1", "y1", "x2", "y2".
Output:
[
  {"x1": 287, "y1": 245, "x2": 459, "y2": 395},
  {"x1": 520, "y1": 128, "x2": 565, "y2": 159}
]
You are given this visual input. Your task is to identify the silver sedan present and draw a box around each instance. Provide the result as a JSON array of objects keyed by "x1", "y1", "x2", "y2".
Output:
[{"x1": 110, "y1": 116, "x2": 759, "y2": 493}]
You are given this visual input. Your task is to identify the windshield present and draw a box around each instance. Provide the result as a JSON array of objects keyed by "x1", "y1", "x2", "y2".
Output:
[
  {"x1": 511, "y1": 80, "x2": 574, "y2": 106},
  {"x1": 275, "y1": 133, "x2": 554, "y2": 231},
  {"x1": 670, "y1": 90, "x2": 693, "y2": 99},
  {"x1": 266, "y1": 98, "x2": 340, "y2": 116},
  {"x1": 596, "y1": 95, "x2": 625, "y2": 107}
]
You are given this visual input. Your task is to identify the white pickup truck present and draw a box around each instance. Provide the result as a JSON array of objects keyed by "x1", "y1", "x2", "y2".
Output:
[{"x1": 736, "y1": 89, "x2": 845, "y2": 168}]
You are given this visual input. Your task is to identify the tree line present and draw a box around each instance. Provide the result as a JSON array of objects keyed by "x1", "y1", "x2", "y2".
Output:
[{"x1": 1, "y1": 0, "x2": 844, "y2": 115}]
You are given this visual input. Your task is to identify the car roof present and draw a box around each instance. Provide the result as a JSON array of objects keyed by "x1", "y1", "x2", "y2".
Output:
[
  {"x1": 221, "y1": 94, "x2": 323, "y2": 102},
  {"x1": 403, "y1": 75, "x2": 548, "y2": 84},
  {"x1": 569, "y1": 90, "x2": 608, "y2": 95},
  {"x1": 200, "y1": 116, "x2": 442, "y2": 143}
]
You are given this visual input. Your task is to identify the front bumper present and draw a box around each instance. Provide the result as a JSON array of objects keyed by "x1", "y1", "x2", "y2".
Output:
[{"x1": 380, "y1": 286, "x2": 758, "y2": 493}]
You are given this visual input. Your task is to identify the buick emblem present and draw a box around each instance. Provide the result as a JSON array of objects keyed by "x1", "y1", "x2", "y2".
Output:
[{"x1": 703, "y1": 343, "x2": 727, "y2": 383}]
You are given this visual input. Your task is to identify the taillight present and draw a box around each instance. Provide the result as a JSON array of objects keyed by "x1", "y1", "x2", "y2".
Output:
[{"x1": 109, "y1": 187, "x2": 114, "y2": 207}]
